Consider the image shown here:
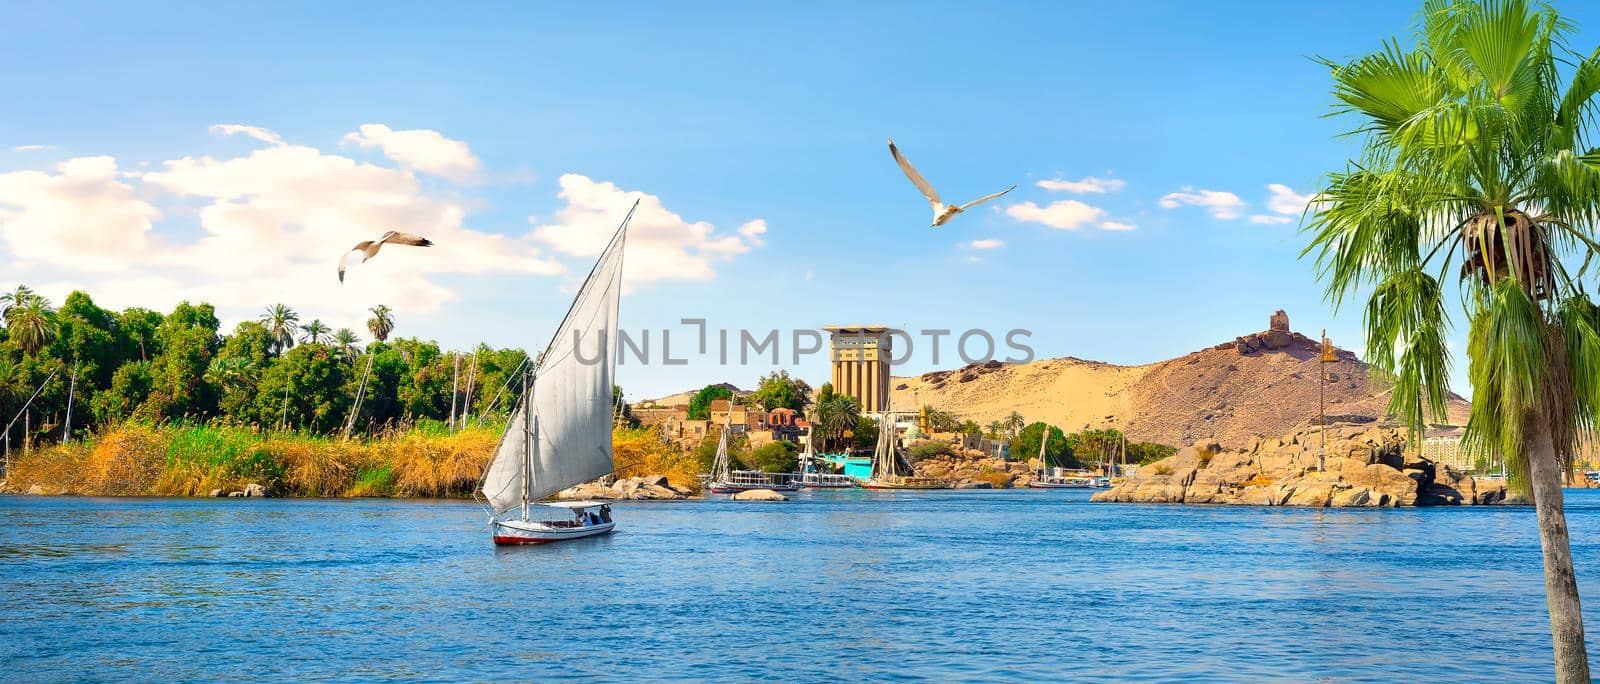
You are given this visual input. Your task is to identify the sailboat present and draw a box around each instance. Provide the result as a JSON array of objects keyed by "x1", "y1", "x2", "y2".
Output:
[
  {"x1": 476, "y1": 202, "x2": 633, "y2": 545},
  {"x1": 1028, "y1": 428, "x2": 1093, "y2": 489},
  {"x1": 708, "y1": 402, "x2": 800, "y2": 494},
  {"x1": 798, "y1": 424, "x2": 855, "y2": 488},
  {"x1": 863, "y1": 400, "x2": 948, "y2": 490}
]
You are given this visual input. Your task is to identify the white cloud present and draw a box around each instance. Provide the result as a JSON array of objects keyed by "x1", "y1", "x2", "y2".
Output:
[
  {"x1": 738, "y1": 219, "x2": 767, "y2": 247},
  {"x1": 0, "y1": 124, "x2": 568, "y2": 328},
  {"x1": 1036, "y1": 176, "x2": 1124, "y2": 194},
  {"x1": 1159, "y1": 187, "x2": 1246, "y2": 220},
  {"x1": 966, "y1": 238, "x2": 1004, "y2": 250},
  {"x1": 0, "y1": 156, "x2": 161, "y2": 272},
  {"x1": 1265, "y1": 183, "x2": 1315, "y2": 216},
  {"x1": 531, "y1": 174, "x2": 766, "y2": 285},
  {"x1": 13, "y1": 144, "x2": 54, "y2": 153},
  {"x1": 341, "y1": 124, "x2": 482, "y2": 182},
  {"x1": 1249, "y1": 214, "x2": 1292, "y2": 225},
  {"x1": 210, "y1": 124, "x2": 285, "y2": 146},
  {"x1": 1099, "y1": 220, "x2": 1136, "y2": 231},
  {"x1": 1005, "y1": 199, "x2": 1106, "y2": 230}
]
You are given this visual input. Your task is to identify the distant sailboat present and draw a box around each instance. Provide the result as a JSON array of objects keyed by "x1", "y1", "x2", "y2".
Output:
[
  {"x1": 1028, "y1": 427, "x2": 1092, "y2": 489},
  {"x1": 863, "y1": 399, "x2": 948, "y2": 490},
  {"x1": 476, "y1": 202, "x2": 634, "y2": 545},
  {"x1": 798, "y1": 423, "x2": 855, "y2": 489},
  {"x1": 708, "y1": 401, "x2": 800, "y2": 494}
]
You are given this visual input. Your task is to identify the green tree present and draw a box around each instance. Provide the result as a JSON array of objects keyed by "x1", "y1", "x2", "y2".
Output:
[
  {"x1": 118, "y1": 307, "x2": 163, "y2": 362},
  {"x1": 693, "y1": 431, "x2": 747, "y2": 472},
  {"x1": 367, "y1": 305, "x2": 395, "y2": 343},
  {"x1": 299, "y1": 319, "x2": 331, "y2": 346},
  {"x1": 144, "y1": 302, "x2": 219, "y2": 418},
  {"x1": 5, "y1": 295, "x2": 57, "y2": 356},
  {"x1": 1014, "y1": 422, "x2": 1072, "y2": 467},
  {"x1": 687, "y1": 384, "x2": 733, "y2": 420},
  {"x1": 813, "y1": 392, "x2": 860, "y2": 452},
  {"x1": 260, "y1": 303, "x2": 299, "y2": 353},
  {"x1": 747, "y1": 440, "x2": 798, "y2": 473},
  {"x1": 333, "y1": 328, "x2": 361, "y2": 358},
  {"x1": 1302, "y1": 2, "x2": 1600, "y2": 676},
  {"x1": 0, "y1": 284, "x2": 38, "y2": 321},
  {"x1": 749, "y1": 370, "x2": 810, "y2": 411},
  {"x1": 1004, "y1": 411, "x2": 1025, "y2": 439},
  {"x1": 253, "y1": 344, "x2": 351, "y2": 433},
  {"x1": 851, "y1": 415, "x2": 879, "y2": 451}
]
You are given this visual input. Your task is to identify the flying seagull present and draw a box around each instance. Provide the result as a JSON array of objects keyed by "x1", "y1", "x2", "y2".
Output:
[
  {"x1": 338, "y1": 230, "x2": 434, "y2": 282},
  {"x1": 888, "y1": 138, "x2": 1015, "y2": 227}
]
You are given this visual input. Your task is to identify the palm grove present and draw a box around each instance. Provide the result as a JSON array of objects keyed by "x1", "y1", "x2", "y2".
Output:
[{"x1": 0, "y1": 286, "x2": 527, "y2": 451}]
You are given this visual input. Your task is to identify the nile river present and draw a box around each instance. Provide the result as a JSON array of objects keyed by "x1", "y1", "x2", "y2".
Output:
[{"x1": 2, "y1": 489, "x2": 1598, "y2": 681}]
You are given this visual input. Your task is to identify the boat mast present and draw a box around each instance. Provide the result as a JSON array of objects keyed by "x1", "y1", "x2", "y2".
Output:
[
  {"x1": 521, "y1": 364, "x2": 536, "y2": 521},
  {"x1": 1037, "y1": 426, "x2": 1049, "y2": 479}
]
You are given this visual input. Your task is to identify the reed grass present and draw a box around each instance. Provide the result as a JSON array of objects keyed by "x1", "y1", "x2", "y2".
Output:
[{"x1": 3, "y1": 421, "x2": 516, "y2": 498}]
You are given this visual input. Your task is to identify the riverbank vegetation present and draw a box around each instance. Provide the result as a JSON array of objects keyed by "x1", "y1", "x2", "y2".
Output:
[
  {"x1": 0, "y1": 287, "x2": 529, "y2": 451},
  {"x1": 3, "y1": 421, "x2": 700, "y2": 498}
]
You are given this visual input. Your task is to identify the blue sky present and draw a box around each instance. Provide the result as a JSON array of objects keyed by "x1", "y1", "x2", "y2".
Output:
[{"x1": 4, "y1": 1, "x2": 1600, "y2": 399}]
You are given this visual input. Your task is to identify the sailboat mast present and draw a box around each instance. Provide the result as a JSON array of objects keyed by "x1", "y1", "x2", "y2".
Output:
[
  {"x1": 521, "y1": 367, "x2": 533, "y2": 521},
  {"x1": 1038, "y1": 427, "x2": 1049, "y2": 478}
]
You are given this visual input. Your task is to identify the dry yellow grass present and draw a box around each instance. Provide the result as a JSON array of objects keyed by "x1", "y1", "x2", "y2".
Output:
[
  {"x1": 2, "y1": 422, "x2": 671, "y2": 498},
  {"x1": 612, "y1": 427, "x2": 702, "y2": 494}
]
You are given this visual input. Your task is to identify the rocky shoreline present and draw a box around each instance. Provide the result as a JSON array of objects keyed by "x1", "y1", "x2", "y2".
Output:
[
  {"x1": 1092, "y1": 427, "x2": 1516, "y2": 507},
  {"x1": 554, "y1": 475, "x2": 701, "y2": 500}
]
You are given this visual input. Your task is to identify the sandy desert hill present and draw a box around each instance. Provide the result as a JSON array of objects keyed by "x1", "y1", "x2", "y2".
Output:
[{"x1": 889, "y1": 322, "x2": 1470, "y2": 449}]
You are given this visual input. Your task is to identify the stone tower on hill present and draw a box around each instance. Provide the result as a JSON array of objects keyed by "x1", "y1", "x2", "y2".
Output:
[{"x1": 1269, "y1": 309, "x2": 1290, "y2": 332}]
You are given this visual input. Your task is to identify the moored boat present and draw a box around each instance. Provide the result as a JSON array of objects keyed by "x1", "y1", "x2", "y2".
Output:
[
  {"x1": 1027, "y1": 426, "x2": 1094, "y2": 488},
  {"x1": 798, "y1": 425, "x2": 857, "y2": 488},
  {"x1": 476, "y1": 202, "x2": 634, "y2": 545},
  {"x1": 863, "y1": 398, "x2": 949, "y2": 490},
  {"x1": 708, "y1": 405, "x2": 800, "y2": 493}
]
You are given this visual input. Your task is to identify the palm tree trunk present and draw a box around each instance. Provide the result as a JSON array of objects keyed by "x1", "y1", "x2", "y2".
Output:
[{"x1": 1527, "y1": 413, "x2": 1590, "y2": 683}]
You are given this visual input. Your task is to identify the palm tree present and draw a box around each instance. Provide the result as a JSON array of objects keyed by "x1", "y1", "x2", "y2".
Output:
[
  {"x1": 5, "y1": 296, "x2": 57, "y2": 356},
  {"x1": 299, "y1": 319, "x2": 331, "y2": 346},
  {"x1": 333, "y1": 328, "x2": 361, "y2": 357},
  {"x1": 1004, "y1": 411, "x2": 1025, "y2": 440},
  {"x1": 260, "y1": 304, "x2": 299, "y2": 353},
  {"x1": 986, "y1": 420, "x2": 1005, "y2": 439},
  {"x1": 0, "y1": 284, "x2": 37, "y2": 323},
  {"x1": 813, "y1": 394, "x2": 861, "y2": 452},
  {"x1": 367, "y1": 305, "x2": 395, "y2": 343},
  {"x1": 1303, "y1": 2, "x2": 1600, "y2": 678}
]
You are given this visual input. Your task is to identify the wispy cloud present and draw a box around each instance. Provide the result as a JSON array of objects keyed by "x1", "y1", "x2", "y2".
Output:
[
  {"x1": 12, "y1": 144, "x2": 54, "y2": 153},
  {"x1": 210, "y1": 123, "x2": 285, "y2": 146},
  {"x1": 1099, "y1": 220, "x2": 1136, "y2": 231},
  {"x1": 1036, "y1": 176, "x2": 1124, "y2": 194},
  {"x1": 1159, "y1": 187, "x2": 1246, "y2": 220},
  {"x1": 1265, "y1": 183, "x2": 1315, "y2": 215},
  {"x1": 966, "y1": 238, "x2": 1004, "y2": 250}
]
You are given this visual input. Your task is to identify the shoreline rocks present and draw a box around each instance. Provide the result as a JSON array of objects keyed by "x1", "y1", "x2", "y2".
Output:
[
  {"x1": 1092, "y1": 427, "x2": 1520, "y2": 507},
  {"x1": 913, "y1": 449, "x2": 1034, "y2": 488},
  {"x1": 554, "y1": 474, "x2": 699, "y2": 501},
  {"x1": 731, "y1": 488, "x2": 788, "y2": 501}
]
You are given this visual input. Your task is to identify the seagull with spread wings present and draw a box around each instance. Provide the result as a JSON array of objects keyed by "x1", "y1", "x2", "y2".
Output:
[
  {"x1": 338, "y1": 230, "x2": 434, "y2": 283},
  {"x1": 888, "y1": 138, "x2": 1015, "y2": 227}
]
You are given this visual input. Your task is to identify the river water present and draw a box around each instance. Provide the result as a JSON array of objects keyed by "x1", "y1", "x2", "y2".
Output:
[{"x1": 2, "y1": 489, "x2": 1597, "y2": 681}]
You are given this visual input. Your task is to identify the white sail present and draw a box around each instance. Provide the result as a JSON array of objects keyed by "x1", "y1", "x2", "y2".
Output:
[{"x1": 480, "y1": 207, "x2": 630, "y2": 514}]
